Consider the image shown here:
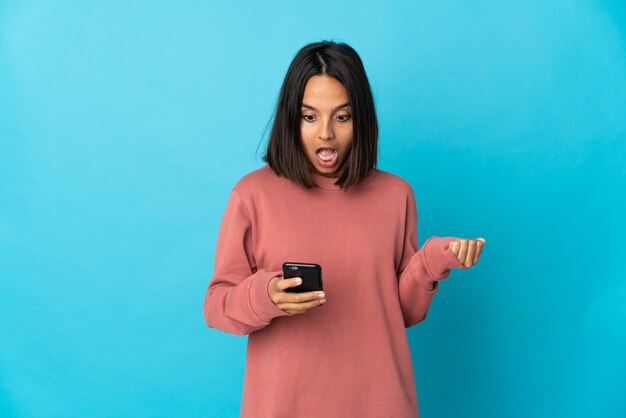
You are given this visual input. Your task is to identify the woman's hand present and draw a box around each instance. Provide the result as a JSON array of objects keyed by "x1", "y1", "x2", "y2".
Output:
[
  {"x1": 449, "y1": 238, "x2": 486, "y2": 268},
  {"x1": 268, "y1": 275, "x2": 326, "y2": 315}
]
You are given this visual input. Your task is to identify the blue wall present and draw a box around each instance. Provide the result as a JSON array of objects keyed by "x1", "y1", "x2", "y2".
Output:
[{"x1": 1, "y1": 1, "x2": 625, "y2": 417}]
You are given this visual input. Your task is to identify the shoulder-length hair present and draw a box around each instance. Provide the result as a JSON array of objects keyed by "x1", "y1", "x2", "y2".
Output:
[{"x1": 260, "y1": 40, "x2": 378, "y2": 191}]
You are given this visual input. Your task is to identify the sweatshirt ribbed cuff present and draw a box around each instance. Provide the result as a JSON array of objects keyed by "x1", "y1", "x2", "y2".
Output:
[
  {"x1": 422, "y1": 236, "x2": 467, "y2": 282},
  {"x1": 249, "y1": 269, "x2": 292, "y2": 324}
]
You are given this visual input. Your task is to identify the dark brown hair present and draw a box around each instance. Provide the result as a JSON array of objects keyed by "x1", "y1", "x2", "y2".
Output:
[{"x1": 259, "y1": 40, "x2": 378, "y2": 191}]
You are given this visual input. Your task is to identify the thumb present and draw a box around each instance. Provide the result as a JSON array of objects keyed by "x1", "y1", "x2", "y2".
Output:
[
  {"x1": 289, "y1": 277, "x2": 303, "y2": 287},
  {"x1": 279, "y1": 276, "x2": 302, "y2": 291}
]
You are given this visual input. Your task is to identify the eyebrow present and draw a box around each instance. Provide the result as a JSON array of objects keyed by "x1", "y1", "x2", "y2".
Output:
[{"x1": 301, "y1": 102, "x2": 351, "y2": 111}]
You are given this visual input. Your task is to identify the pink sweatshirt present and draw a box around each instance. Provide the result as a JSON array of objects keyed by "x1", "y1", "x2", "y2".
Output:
[{"x1": 203, "y1": 165, "x2": 467, "y2": 418}]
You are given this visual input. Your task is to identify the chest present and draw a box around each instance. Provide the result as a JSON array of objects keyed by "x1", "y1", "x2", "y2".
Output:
[{"x1": 251, "y1": 193, "x2": 406, "y2": 272}]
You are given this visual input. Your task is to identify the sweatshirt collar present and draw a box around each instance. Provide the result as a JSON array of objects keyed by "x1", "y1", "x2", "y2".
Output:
[
  {"x1": 309, "y1": 169, "x2": 378, "y2": 190},
  {"x1": 310, "y1": 171, "x2": 342, "y2": 190}
]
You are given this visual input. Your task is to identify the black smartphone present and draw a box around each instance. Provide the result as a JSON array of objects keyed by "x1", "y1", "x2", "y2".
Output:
[{"x1": 282, "y1": 262, "x2": 323, "y2": 293}]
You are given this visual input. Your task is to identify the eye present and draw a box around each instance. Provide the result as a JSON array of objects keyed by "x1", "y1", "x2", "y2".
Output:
[
  {"x1": 337, "y1": 114, "x2": 352, "y2": 122},
  {"x1": 302, "y1": 114, "x2": 315, "y2": 122}
]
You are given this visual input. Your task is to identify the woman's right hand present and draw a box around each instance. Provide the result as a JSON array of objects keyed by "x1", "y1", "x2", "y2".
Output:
[{"x1": 267, "y1": 275, "x2": 326, "y2": 315}]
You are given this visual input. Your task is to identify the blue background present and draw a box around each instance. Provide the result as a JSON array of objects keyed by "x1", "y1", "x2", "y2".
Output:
[{"x1": 1, "y1": 1, "x2": 625, "y2": 417}]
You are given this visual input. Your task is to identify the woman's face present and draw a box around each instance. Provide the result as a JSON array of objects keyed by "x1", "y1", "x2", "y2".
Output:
[{"x1": 300, "y1": 75, "x2": 353, "y2": 178}]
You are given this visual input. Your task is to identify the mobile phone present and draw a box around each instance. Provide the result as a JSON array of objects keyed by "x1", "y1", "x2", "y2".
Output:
[{"x1": 282, "y1": 262, "x2": 323, "y2": 293}]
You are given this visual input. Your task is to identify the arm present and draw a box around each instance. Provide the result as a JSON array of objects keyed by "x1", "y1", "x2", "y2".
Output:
[
  {"x1": 202, "y1": 189, "x2": 290, "y2": 335},
  {"x1": 397, "y1": 190, "x2": 467, "y2": 328}
]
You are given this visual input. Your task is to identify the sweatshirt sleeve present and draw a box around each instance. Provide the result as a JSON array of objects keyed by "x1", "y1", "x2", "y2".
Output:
[
  {"x1": 397, "y1": 189, "x2": 468, "y2": 328},
  {"x1": 202, "y1": 189, "x2": 291, "y2": 335}
]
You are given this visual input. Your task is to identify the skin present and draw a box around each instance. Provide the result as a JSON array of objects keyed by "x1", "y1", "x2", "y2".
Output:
[
  {"x1": 450, "y1": 238, "x2": 486, "y2": 268},
  {"x1": 299, "y1": 74, "x2": 354, "y2": 178},
  {"x1": 267, "y1": 274, "x2": 326, "y2": 316},
  {"x1": 267, "y1": 75, "x2": 486, "y2": 315}
]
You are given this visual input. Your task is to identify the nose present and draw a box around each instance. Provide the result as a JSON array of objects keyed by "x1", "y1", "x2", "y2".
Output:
[{"x1": 318, "y1": 118, "x2": 334, "y2": 140}]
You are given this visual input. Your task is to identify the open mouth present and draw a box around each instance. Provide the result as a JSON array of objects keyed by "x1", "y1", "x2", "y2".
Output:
[
  {"x1": 316, "y1": 147, "x2": 338, "y2": 167},
  {"x1": 316, "y1": 147, "x2": 337, "y2": 161}
]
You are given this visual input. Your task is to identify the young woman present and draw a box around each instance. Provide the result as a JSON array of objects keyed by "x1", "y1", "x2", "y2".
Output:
[{"x1": 203, "y1": 40, "x2": 485, "y2": 418}]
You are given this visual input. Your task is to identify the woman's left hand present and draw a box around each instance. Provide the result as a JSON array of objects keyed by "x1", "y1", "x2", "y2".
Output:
[{"x1": 450, "y1": 238, "x2": 486, "y2": 268}]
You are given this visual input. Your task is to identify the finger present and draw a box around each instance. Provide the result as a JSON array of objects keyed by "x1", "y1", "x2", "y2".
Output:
[
  {"x1": 449, "y1": 240, "x2": 459, "y2": 257},
  {"x1": 458, "y1": 239, "x2": 468, "y2": 264},
  {"x1": 473, "y1": 238, "x2": 485, "y2": 264},
  {"x1": 465, "y1": 239, "x2": 477, "y2": 268},
  {"x1": 450, "y1": 241, "x2": 462, "y2": 263},
  {"x1": 281, "y1": 290, "x2": 326, "y2": 304}
]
